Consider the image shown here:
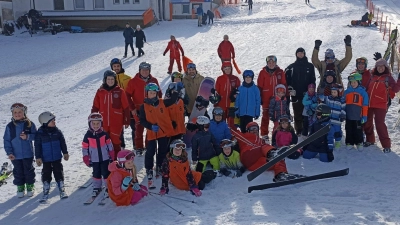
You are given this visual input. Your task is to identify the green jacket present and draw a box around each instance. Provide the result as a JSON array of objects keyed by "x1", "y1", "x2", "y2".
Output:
[
  {"x1": 312, "y1": 45, "x2": 352, "y2": 86},
  {"x1": 182, "y1": 72, "x2": 205, "y2": 114},
  {"x1": 218, "y1": 150, "x2": 243, "y2": 170}
]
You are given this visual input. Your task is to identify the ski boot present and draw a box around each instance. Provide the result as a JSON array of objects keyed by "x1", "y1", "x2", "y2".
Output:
[
  {"x1": 17, "y1": 185, "x2": 25, "y2": 198},
  {"x1": 40, "y1": 181, "x2": 50, "y2": 203},
  {"x1": 346, "y1": 144, "x2": 353, "y2": 150},
  {"x1": 334, "y1": 142, "x2": 341, "y2": 149},
  {"x1": 146, "y1": 169, "x2": 155, "y2": 189},
  {"x1": 92, "y1": 188, "x2": 102, "y2": 197},
  {"x1": 136, "y1": 148, "x2": 144, "y2": 156},
  {"x1": 155, "y1": 166, "x2": 162, "y2": 179},
  {"x1": 262, "y1": 135, "x2": 270, "y2": 144},
  {"x1": 383, "y1": 148, "x2": 391, "y2": 153},
  {"x1": 363, "y1": 142, "x2": 374, "y2": 148},
  {"x1": 273, "y1": 172, "x2": 305, "y2": 182},
  {"x1": 26, "y1": 183, "x2": 35, "y2": 197},
  {"x1": 57, "y1": 181, "x2": 68, "y2": 199},
  {"x1": 123, "y1": 55, "x2": 127, "y2": 58},
  {"x1": 103, "y1": 188, "x2": 109, "y2": 198}
]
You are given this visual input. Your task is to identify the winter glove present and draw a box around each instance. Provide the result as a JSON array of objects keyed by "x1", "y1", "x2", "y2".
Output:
[
  {"x1": 121, "y1": 176, "x2": 133, "y2": 191},
  {"x1": 220, "y1": 168, "x2": 231, "y2": 177},
  {"x1": 159, "y1": 187, "x2": 169, "y2": 196},
  {"x1": 163, "y1": 53, "x2": 166, "y2": 56},
  {"x1": 171, "y1": 121, "x2": 177, "y2": 129},
  {"x1": 361, "y1": 116, "x2": 367, "y2": 124},
  {"x1": 314, "y1": 40, "x2": 322, "y2": 50},
  {"x1": 235, "y1": 170, "x2": 243, "y2": 177},
  {"x1": 373, "y1": 52, "x2": 382, "y2": 61},
  {"x1": 228, "y1": 107, "x2": 238, "y2": 118},
  {"x1": 83, "y1": 155, "x2": 91, "y2": 167},
  {"x1": 190, "y1": 186, "x2": 202, "y2": 197},
  {"x1": 211, "y1": 88, "x2": 216, "y2": 94},
  {"x1": 195, "y1": 96, "x2": 210, "y2": 108},
  {"x1": 176, "y1": 82, "x2": 184, "y2": 91},
  {"x1": 63, "y1": 154, "x2": 69, "y2": 161},
  {"x1": 186, "y1": 123, "x2": 197, "y2": 131},
  {"x1": 288, "y1": 86, "x2": 296, "y2": 96},
  {"x1": 344, "y1": 35, "x2": 351, "y2": 46},
  {"x1": 109, "y1": 151, "x2": 115, "y2": 161},
  {"x1": 229, "y1": 88, "x2": 239, "y2": 102},
  {"x1": 36, "y1": 158, "x2": 42, "y2": 167},
  {"x1": 209, "y1": 94, "x2": 221, "y2": 104},
  {"x1": 151, "y1": 124, "x2": 159, "y2": 132},
  {"x1": 132, "y1": 182, "x2": 141, "y2": 191}
]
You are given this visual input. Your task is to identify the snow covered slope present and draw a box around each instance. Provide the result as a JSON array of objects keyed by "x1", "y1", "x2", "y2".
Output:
[{"x1": 1, "y1": 0, "x2": 400, "y2": 224}]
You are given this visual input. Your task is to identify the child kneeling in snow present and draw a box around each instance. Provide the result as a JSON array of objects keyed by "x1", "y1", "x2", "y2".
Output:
[
  {"x1": 218, "y1": 139, "x2": 245, "y2": 178},
  {"x1": 108, "y1": 150, "x2": 148, "y2": 206},
  {"x1": 159, "y1": 139, "x2": 206, "y2": 197},
  {"x1": 271, "y1": 115, "x2": 301, "y2": 159}
]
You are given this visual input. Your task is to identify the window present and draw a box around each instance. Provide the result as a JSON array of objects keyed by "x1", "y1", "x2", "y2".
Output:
[
  {"x1": 182, "y1": 4, "x2": 190, "y2": 14},
  {"x1": 74, "y1": 0, "x2": 84, "y2": 9},
  {"x1": 124, "y1": 0, "x2": 129, "y2": 3},
  {"x1": 54, "y1": 0, "x2": 64, "y2": 10},
  {"x1": 133, "y1": 0, "x2": 140, "y2": 3},
  {"x1": 94, "y1": 0, "x2": 104, "y2": 9},
  {"x1": 114, "y1": 0, "x2": 120, "y2": 4}
]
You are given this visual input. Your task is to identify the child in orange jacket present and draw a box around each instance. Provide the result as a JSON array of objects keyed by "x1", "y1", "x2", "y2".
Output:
[{"x1": 108, "y1": 150, "x2": 148, "y2": 206}]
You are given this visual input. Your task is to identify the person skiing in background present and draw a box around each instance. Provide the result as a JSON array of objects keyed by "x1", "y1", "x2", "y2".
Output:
[
  {"x1": 285, "y1": 47, "x2": 316, "y2": 135},
  {"x1": 123, "y1": 22, "x2": 135, "y2": 58},
  {"x1": 134, "y1": 25, "x2": 146, "y2": 57},
  {"x1": 182, "y1": 63, "x2": 205, "y2": 117},
  {"x1": 217, "y1": 35, "x2": 235, "y2": 63},
  {"x1": 218, "y1": 139, "x2": 245, "y2": 178},
  {"x1": 257, "y1": 55, "x2": 287, "y2": 142},
  {"x1": 159, "y1": 139, "x2": 205, "y2": 197},
  {"x1": 125, "y1": 62, "x2": 162, "y2": 156},
  {"x1": 35, "y1": 111, "x2": 69, "y2": 201},
  {"x1": 305, "y1": 0, "x2": 310, "y2": 4},
  {"x1": 271, "y1": 115, "x2": 301, "y2": 159},
  {"x1": 139, "y1": 83, "x2": 178, "y2": 189},
  {"x1": 269, "y1": 84, "x2": 291, "y2": 132},
  {"x1": 302, "y1": 83, "x2": 318, "y2": 137},
  {"x1": 91, "y1": 70, "x2": 130, "y2": 159},
  {"x1": 163, "y1": 35, "x2": 184, "y2": 75},
  {"x1": 207, "y1": 9, "x2": 214, "y2": 24},
  {"x1": 343, "y1": 73, "x2": 369, "y2": 151},
  {"x1": 312, "y1": 35, "x2": 352, "y2": 86},
  {"x1": 235, "y1": 69, "x2": 261, "y2": 133},
  {"x1": 82, "y1": 113, "x2": 114, "y2": 198},
  {"x1": 363, "y1": 59, "x2": 400, "y2": 153},
  {"x1": 215, "y1": 61, "x2": 241, "y2": 128},
  {"x1": 3, "y1": 103, "x2": 37, "y2": 198},
  {"x1": 197, "y1": 5, "x2": 203, "y2": 27},
  {"x1": 110, "y1": 58, "x2": 136, "y2": 150},
  {"x1": 303, "y1": 104, "x2": 333, "y2": 162},
  {"x1": 248, "y1": 0, "x2": 253, "y2": 10},
  {"x1": 108, "y1": 150, "x2": 148, "y2": 206},
  {"x1": 232, "y1": 122, "x2": 303, "y2": 182}
]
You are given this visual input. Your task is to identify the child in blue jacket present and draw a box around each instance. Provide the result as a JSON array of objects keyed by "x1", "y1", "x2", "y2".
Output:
[
  {"x1": 3, "y1": 103, "x2": 37, "y2": 198},
  {"x1": 235, "y1": 70, "x2": 261, "y2": 133},
  {"x1": 302, "y1": 83, "x2": 318, "y2": 136},
  {"x1": 209, "y1": 107, "x2": 232, "y2": 154},
  {"x1": 35, "y1": 111, "x2": 69, "y2": 200}
]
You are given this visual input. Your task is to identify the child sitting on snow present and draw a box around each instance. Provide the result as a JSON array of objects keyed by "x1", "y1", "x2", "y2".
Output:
[
  {"x1": 108, "y1": 150, "x2": 148, "y2": 206},
  {"x1": 271, "y1": 115, "x2": 301, "y2": 159},
  {"x1": 269, "y1": 84, "x2": 291, "y2": 132},
  {"x1": 159, "y1": 139, "x2": 206, "y2": 197},
  {"x1": 302, "y1": 83, "x2": 318, "y2": 136},
  {"x1": 218, "y1": 139, "x2": 245, "y2": 178}
]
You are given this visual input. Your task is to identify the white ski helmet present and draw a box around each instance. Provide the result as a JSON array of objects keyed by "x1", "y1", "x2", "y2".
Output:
[
  {"x1": 38, "y1": 111, "x2": 56, "y2": 126},
  {"x1": 196, "y1": 116, "x2": 210, "y2": 125}
]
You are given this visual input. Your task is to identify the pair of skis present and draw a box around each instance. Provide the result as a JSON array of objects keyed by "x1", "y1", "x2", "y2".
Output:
[
  {"x1": 247, "y1": 125, "x2": 349, "y2": 192},
  {"x1": 0, "y1": 162, "x2": 12, "y2": 187}
]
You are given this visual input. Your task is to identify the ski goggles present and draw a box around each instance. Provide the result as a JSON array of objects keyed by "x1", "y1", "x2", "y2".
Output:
[
  {"x1": 171, "y1": 72, "x2": 183, "y2": 79},
  {"x1": 213, "y1": 107, "x2": 224, "y2": 116},
  {"x1": 187, "y1": 63, "x2": 196, "y2": 69},
  {"x1": 10, "y1": 103, "x2": 27, "y2": 112},
  {"x1": 220, "y1": 139, "x2": 234, "y2": 148},
  {"x1": 356, "y1": 58, "x2": 366, "y2": 65},
  {"x1": 145, "y1": 83, "x2": 160, "y2": 92},
  {"x1": 266, "y1": 55, "x2": 277, "y2": 62},
  {"x1": 88, "y1": 113, "x2": 103, "y2": 121},
  {"x1": 247, "y1": 125, "x2": 259, "y2": 131},
  {"x1": 170, "y1": 142, "x2": 186, "y2": 149},
  {"x1": 117, "y1": 152, "x2": 135, "y2": 162}
]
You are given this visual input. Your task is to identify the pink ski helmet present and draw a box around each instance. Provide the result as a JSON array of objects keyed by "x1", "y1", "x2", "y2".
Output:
[{"x1": 117, "y1": 150, "x2": 135, "y2": 165}]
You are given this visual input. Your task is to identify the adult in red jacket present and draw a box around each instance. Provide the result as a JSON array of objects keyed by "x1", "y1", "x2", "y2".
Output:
[
  {"x1": 363, "y1": 59, "x2": 400, "y2": 153},
  {"x1": 125, "y1": 62, "x2": 162, "y2": 154},
  {"x1": 217, "y1": 35, "x2": 235, "y2": 62},
  {"x1": 215, "y1": 61, "x2": 241, "y2": 128},
  {"x1": 257, "y1": 55, "x2": 287, "y2": 139},
  {"x1": 92, "y1": 70, "x2": 130, "y2": 159},
  {"x1": 163, "y1": 35, "x2": 185, "y2": 74},
  {"x1": 232, "y1": 122, "x2": 300, "y2": 182}
]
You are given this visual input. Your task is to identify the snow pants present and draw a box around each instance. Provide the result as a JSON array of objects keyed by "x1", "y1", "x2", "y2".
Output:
[
  {"x1": 92, "y1": 160, "x2": 110, "y2": 189},
  {"x1": 103, "y1": 124, "x2": 122, "y2": 159},
  {"x1": 11, "y1": 157, "x2": 35, "y2": 186},
  {"x1": 345, "y1": 119, "x2": 363, "y2": 145},
  {"x1": 239, "y1": 115, "x2": 253, "y2": 133},
  {"x1": 134, "y1": 115, "x2": 145, "y2": 150},
  {"x1": 261, "y1": 107, "x2": 270, "y2": 136},
  {"x1": 124, "y1": 42, "x2": 134, "y2": 56},
  {"x1": 41, "y1": 159, "x2": 64, "y2": 183},
  {"x1": 292, "y1": 101, "x2": 304, "y2": 134},
  {"x1": 221, "y1": 107, "x2": 235, "y2": 128},
  {"x1": 196, "y1": 156, "x2": 220, "y2": 172},
  {"x1": 145, "y1": 137, "x2": 169, "y2": 170},
  {"x1": 241, "y1": 145, "x2": 287, "y2": 176},
  {"x1": 120, "y1": 116, "x2": 136, "y2": 149},
  {"x1": 327, "y1": 123, "x2": 342, "y2": 150},
  {"x1": 303, "y1": 150, "x2": 330, "y2": 162},
  {"x1": 130, "y1": 185, "x2": 148, "y2": 205},
  {"x1": 364, "y1": 107, "x2": 390, "y2": 148},
  {"x1": 168, "y1": 57, "x2": 182, "y2": 74}
]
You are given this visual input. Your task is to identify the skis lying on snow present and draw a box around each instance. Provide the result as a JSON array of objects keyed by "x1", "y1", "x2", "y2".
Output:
[
  {"x1": 248, "y1": 168, "x2": 349, "y2": 193},
  {"x1": 84, "y1": 188, "x2": 105, "y2": 205},
  {"x1": 247, "y1": 124, "x2": 330, "y2": 182},
  {"x1": 0, "y1": 162, "x2": 12, "y2": 187},
  {"x1": 79, "y1": 179, "x2": 92, "y2": 189}
]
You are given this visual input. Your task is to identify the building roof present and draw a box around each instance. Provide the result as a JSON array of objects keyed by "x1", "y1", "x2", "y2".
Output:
[{"x1": 41, "y1": 10, "x2": 146, "y2": 17}]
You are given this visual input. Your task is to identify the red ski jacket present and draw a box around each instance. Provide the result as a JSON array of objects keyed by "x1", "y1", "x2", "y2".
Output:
[
  {"x1": 217, "y1": 41, "x2": 235, "y2": 61},
  {"x1": 163, "y1": 40, "x2": 184, "y2": 59}
]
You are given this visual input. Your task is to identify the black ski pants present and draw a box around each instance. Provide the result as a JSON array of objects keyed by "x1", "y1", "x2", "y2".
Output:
[
  {"x1": 240, "y1": 115, "x2": 254, "y2": 133},
  {"x1": 345, "y1": 119, "x2": 363, "y2": 145},
  {"x1": 124, "y1": 42, "x2": 134, "y2": 56},
  {"x1": 292, "y1": 101, "x2": 304, "y2": 134},
  {"x1": 11, "y1": 157, "x2": 35, "y2": 186},
  {"x1": 42, "y1": 159, "x2": 64, "y2": 183},
  {"x1": 145, "y1": 137, "x2": 169, "y2": 170}
]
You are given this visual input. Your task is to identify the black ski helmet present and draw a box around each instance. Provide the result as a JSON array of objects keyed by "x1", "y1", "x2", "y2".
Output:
[
  {"x1": 316, "y1": 103, "x2": 331, "y2": 116},
  {"x1": 110, "y1": 58, "x2": 122, "y2": 70},
  {"x1": 103, "y1": 70, "x2": 117, "y2": 84},
  {"x1": 171, "y1": 72, "x2": 183, "y2": 82}
]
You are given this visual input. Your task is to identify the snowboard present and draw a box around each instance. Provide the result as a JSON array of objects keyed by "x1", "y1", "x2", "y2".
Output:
[{"x1": 183, "y1": 77, "x2": 215, "y2": 148}]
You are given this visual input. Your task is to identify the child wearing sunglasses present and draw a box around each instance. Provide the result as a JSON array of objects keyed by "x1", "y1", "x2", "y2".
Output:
[
  {"x1": 3, "y1": 103, "x2": 37, "y2": 198},
  {"x1": 108, "y1": 150, "x2": 148, "y2": 206},
  {"x1": 218, "y1": 139, "x2": 245, "y2": 178},
  {"x1": 159, "y1": 139, "x2": 205, "y2": 197}
]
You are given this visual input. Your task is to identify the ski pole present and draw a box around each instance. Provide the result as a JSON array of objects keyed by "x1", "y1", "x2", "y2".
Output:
[
  {"x1": 148, "y1": 192, "x2": 184, "y2": 216},
  {"x1": 145, "y1": 42, "x2": 152, "y2": 46},
  {"x1": 149, "y1": 192, "x2": 196, "y2": 203}
]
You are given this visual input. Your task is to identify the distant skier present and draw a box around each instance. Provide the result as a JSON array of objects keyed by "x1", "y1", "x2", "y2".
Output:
[
  {"x1": 123, "y1": 22, "x2": 135, "y2": 58},
  {"x1": 217, "y1": 35, "x2": 235, "y2": 63},
  {"x1": 207, "y1": 10, "x2": 214, "y2": 24},
  {"x1": 197, "y1": 6, "x2": 203, "y2": 27},
  {"x1": 134, "y1": 25, "x2": 146, "y2": 57},
  {"x1": 248, "y1": 0, "x2": 253, "y2": 10},
  {"x1": 163, "y1": 35, "x2": 184, "y2": 75}
]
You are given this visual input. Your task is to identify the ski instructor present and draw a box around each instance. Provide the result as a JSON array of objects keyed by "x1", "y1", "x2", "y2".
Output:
[{"x1": 182, "y1": 62, "x2": 205, "y2": 117}]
